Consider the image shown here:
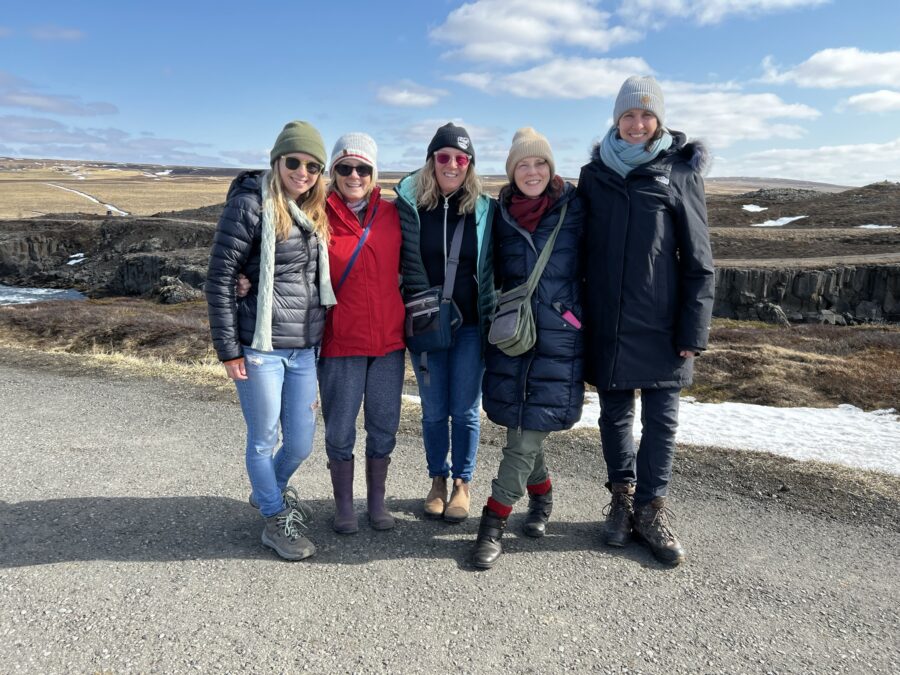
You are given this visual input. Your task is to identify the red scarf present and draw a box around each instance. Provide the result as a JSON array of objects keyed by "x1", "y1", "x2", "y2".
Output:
[{"x1": 506, "y1": 176, "x2": 563, "y2": 233}]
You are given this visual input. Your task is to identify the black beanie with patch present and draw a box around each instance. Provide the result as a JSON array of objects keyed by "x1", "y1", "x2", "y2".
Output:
[{"x1": 426, "y1": 122, "x2": 475, "y2": 162}]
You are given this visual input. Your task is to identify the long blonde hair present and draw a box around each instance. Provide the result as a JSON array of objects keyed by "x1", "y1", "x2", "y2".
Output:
[
  {"x1": 415, "y1": 156, "x2": 483, "y2": 214},
  {"x1": 268, "y1": 162, "x2": 330, "y2": 244}
]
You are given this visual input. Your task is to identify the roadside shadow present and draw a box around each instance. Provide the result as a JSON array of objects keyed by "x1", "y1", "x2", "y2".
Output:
[{"x1": 0, "y1": 497, "x2": 668, "y2": 570}]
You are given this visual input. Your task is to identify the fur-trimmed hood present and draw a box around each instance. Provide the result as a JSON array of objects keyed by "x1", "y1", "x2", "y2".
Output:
[{"x1": 590, "y1": 130, "x2": 711, "y2": 176}]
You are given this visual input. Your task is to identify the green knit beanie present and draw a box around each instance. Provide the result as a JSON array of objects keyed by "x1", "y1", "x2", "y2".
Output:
[{"x1": 270, "y1": 121, "x2": 327, "y2": 166}]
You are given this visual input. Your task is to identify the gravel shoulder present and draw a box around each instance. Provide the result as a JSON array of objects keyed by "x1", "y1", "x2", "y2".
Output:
[{"x1": 1, "y1": 356, "x2": 898, "y2": 673}]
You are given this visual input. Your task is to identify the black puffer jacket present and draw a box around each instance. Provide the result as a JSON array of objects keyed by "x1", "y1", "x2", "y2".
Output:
[
  {"x1": 482, "y1": 182, "x2": 585, "y2": 431},
  {"x1": 577, "y1": 132, "x2": 715, "y2": 391},
  {"x1": 206, "y1": 171, "x2": 325, "y2": 362}
]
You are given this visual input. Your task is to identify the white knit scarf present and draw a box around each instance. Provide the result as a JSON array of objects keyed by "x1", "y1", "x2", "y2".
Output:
[{"x1": 251, "y1": 172, "x2": 336, "y2": 351}]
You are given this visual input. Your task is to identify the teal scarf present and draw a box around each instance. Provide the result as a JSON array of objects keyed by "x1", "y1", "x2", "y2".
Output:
[
  {"x1": 599, "y1": 126, "x2": 673, "y2": 178},
  {"x1": 252, "y1": 172, "x2": 336, "y2": 352}
]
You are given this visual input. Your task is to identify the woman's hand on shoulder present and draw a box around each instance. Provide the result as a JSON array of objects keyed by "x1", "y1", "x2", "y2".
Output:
[{"x1": 223, "y1": 357, "x2": 248, "y2": 380}]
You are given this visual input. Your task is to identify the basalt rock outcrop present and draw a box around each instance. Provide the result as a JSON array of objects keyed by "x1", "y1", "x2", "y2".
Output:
[{"x1": 0, "y1": 215, "x2": 215, "y2": 301}]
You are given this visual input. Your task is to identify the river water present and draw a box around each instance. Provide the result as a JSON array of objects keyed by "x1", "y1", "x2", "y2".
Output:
[{"x1": 0, "y1": 284, "x2": 86, "y2": 305}]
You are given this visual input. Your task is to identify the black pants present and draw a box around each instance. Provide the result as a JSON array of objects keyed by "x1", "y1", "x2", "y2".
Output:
[{"x1": 599, "y1": 387, "x2": 680, "y2": 504}]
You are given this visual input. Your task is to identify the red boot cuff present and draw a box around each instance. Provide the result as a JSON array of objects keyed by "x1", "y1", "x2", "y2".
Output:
[
  {"x1": 486, "y1": 497, "x2": 513, "y2": 518},
  {"x1": 526, "y1": 478, "x2": 552, "y2": 496}
]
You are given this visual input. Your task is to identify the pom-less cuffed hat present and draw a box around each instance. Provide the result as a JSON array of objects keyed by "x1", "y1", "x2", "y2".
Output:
[
  {"x1": 426, "y1": 122, "x2": 474, "y2": 162},
  {"x1": 329, "y1": 132, "x2": 377, "y2": 173},
  {"x1": 270, "y1": 120, "x2": 327, "y2": 166},
  {"x1": 613, "y1": 76, "x2": 665, "y2": 127},
  {"x1": 505, "y1": 127, "x2": 555, "y2": 182}
]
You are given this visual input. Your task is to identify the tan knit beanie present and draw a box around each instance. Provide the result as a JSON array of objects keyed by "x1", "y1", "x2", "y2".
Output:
[{"x1": 505, "y1": 127, "x2": 555, "y2": 182}]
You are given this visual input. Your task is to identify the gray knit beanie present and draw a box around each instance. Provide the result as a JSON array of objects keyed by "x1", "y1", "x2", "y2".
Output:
[
  {"x1": 505, "y1": 127, "x2": 555, "y2": 182},
  {"x1": 613, "y1": 76, "x2": 665, "y2": 126},
  {"x1": 329, "y1": 132, "x2": 378, "y2": 173},
  {"x1": 270, "y1": 120, "x2": 327, "y2": 166}
]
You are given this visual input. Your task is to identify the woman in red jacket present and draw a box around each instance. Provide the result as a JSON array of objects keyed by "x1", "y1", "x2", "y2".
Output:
[{"x1": 318, "y1": 133, "x2": 406, "y2": 534}]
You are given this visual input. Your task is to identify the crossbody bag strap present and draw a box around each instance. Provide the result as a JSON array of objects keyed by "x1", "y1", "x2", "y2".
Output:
[
  {"x1": 441, "y1": 215, "x2": 466, "y2": 302},
  {"x1": 335, "y1": 202, "x2": 380, "y2": 293},
  {"x1": 522, "y1": 201, "x2": 568, "y2": 298}
]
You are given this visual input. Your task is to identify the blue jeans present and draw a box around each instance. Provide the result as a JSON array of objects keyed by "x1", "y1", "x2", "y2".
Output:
[
  {"x1": 235, "y1": 347, "x2": 318, "y2": 517},
  {"x1": 409, "y1": 325, "x2": 484, "y2": 482}
]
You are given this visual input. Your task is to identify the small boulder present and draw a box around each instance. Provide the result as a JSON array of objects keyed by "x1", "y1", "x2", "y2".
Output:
[{"x1": 155, "y1": 275, "x2": 202, "y2": 304}]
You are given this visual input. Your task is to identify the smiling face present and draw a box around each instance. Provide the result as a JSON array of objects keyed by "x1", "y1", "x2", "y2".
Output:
[
  {"x1": 617, "y1": 108, "x2": 660, "y2": 145},
  {"x1": 333, "y1": 161, "x2": 372, "y2": 202},
  {"x1": 433, "y1": 147, "x2": 470, "y2": 195},
  {"x1": 513, "y1": 156, "x2": 551, "y2": 198},
  {"x1": 278, "y1": 152, "x2": 321, "y2": 200}
]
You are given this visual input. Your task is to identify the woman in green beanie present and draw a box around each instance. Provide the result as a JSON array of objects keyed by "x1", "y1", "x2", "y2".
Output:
[{"x1": 206, "y1": 120, "x2": 334, "y2": 561}]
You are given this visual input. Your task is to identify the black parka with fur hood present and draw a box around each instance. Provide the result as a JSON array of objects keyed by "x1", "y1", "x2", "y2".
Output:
[
  {"x1": 205, "y1": 171, "x2": 325, "y2": 362},
  {"x1": 577, "y1": 132, "x2": 715, "y2": 391}
]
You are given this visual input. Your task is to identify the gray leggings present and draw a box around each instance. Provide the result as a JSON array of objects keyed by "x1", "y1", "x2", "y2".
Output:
[{"x1": 317, "y1": 349, "x2": 405, "y2": 462}]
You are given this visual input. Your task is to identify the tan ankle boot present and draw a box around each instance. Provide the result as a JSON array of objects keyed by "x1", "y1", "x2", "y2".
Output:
[
  {"x1": 444, "y1": 478, "x2": 470, "y2": 523},
  {"x1": 424, "y1": 476, "x2": 448, "y2": 518}
]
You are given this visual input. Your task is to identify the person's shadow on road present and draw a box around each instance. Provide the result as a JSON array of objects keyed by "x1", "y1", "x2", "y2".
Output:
[{"x1": 0, "y1": 497, "x2": 666, "y2": 570}]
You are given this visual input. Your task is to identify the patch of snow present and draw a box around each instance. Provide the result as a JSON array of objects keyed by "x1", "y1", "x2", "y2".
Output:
[
  {"x1": 750, "y1": 215, "x2": 807, "y2": 227},
  {"x1": 44, "y1": 183, "x2": 130, "y2": 216},
  {"x1": 742, "y1": 204, "x2": 768, "y2": 212},
  {"x1": 68, "y1": 253, "x2": 84, "y2": 259},
  {"x1": 66, "y1": 257, "x2": 86, "y2": 266},
  {"x1": 576, "y1": 394, "x2": 900, "y2": 476},
  {"x1": 857, "y1": 224, "x2": 896, "y2": 229},
  {"x1": 155, "y1": 169, "x2": 172, "y2": 176}
]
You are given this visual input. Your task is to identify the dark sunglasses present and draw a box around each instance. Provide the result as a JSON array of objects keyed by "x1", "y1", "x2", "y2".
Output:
[
  {"x1": 333, "y1": 163, "x2": 373, "y2": 178},
  {"x1": 435, "y1": 152, "x2": 470, "y2": 167},
  {"x1": 283, "y1": 157, "x2": 323, "y2": 174}
]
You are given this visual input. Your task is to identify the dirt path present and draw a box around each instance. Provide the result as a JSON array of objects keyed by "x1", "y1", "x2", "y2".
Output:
[{"x1": 1, "y1": 358, "x2": 898, "y2": 672}]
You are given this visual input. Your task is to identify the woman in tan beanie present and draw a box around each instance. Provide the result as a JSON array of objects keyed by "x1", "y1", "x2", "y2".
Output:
[
  {"x1": 206, "y1": 120, "x2": 334, "y2": 561},
  {"x1": 472, "y1": 128, "x2": 585, "y2": 569}
]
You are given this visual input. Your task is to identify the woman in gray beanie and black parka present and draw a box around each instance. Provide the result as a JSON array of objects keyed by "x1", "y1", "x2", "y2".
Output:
[
  {"x1": 578, "y1": 77, "x2": 715, "y2": 565},
  {"x1": 206, "y1": 120, "x2": 334, "y2": 562}
]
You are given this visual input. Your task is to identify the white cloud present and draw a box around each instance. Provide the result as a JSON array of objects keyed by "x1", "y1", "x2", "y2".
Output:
[
  {"x1": 450, "y1": 56, "x2": 653, "y2": 98},
  {"x1": 430, "y1": 0, "x2": 641, "y2": 64},
  {"x1": 762, "y1": 48, "x2": 900, "y2": 88},
  {"x1": 621, "y1": 0, "x2": 828, "y2": 25},
  {"x1": 0, "y1": 70, "x2": 117, "y2": 116},
  {"x1": 375, "y1": 81, "x2": 448, "y2": 108},
  {"x1": 29, "y1": 25, "x2": 85, "y2": 41},
  {"x1": 839, "y1": 90, "x2": 900, "y2": 114},
  {"x1": 665, "y1": 86, "x2": 821, "y2": 148},
  {"x1": 717, "y1": 137, "x2": 900, "y2": 186},
  {"x1": 0, "y1": 115, "x2": 226, "y2": 166}
]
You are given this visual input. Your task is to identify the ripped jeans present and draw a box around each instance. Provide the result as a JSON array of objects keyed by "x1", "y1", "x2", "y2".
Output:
[{"x1": 234, "y1": 347, "x2": 318, "y2": 517}]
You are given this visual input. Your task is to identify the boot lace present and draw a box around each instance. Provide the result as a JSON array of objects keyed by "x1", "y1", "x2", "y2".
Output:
[
  {"x1": 602, "y1": 491, "x2": 633, "y2": 518},
  {"x1": 646, "y1": 504, "x2": 678, "y2": 543},
  {"x1": 282, "y1": 486, "x2": 312, "y2": 521},
  {"x1": 277, "y1": 507, "x2": 310, "y2": 540}
]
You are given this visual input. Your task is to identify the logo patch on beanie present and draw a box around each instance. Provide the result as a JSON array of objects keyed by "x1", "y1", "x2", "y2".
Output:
[
  {"x1": 641, "y1": 95, "x2": 652, "y2": 106},
  {"x1": 457, "y1": 136, "x2": 470, "y2": 150}
]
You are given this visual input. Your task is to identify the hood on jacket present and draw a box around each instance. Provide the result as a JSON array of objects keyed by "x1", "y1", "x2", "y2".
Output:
[
  {"x1": 226, "y1": 170, "x2": 265, "y2": 202},
  {"x1": 589, "y1": 131, "x2": 711, "y2": 176}
]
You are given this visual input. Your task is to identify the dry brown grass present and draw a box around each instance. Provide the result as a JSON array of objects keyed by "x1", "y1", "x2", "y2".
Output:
[{"x1": 689, "y1": 320, "x2": 900, "y2": 410}]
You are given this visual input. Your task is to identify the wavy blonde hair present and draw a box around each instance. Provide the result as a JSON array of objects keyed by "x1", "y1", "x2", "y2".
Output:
[
  {"x1": 415, "y1": 155, "x2": 483, "y2": 214},
  {"x1": 268, "y1": 161, "x2": 329, "y2": 244}
]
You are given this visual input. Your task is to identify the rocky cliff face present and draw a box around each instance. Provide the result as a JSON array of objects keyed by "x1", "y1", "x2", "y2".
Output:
[
  {"x1": 0, "y1": 216, "x2": 214, "y2": 298},
  {"x1": 715, "y1": 264, "x2": 900, "y2": 322}
]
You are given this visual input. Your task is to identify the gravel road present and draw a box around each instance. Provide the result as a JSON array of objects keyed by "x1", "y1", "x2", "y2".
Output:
[{"x1": 1, "y1": 363, "x2": 898, "y2": 673}]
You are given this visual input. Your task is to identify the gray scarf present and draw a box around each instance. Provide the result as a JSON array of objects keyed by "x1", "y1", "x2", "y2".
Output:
[
  {"x1": 599, "y1": 126, "x2": 674, "y2": 178},
  {"x1": 251, "y1": 172, "x2": 336, "y2": 352}
]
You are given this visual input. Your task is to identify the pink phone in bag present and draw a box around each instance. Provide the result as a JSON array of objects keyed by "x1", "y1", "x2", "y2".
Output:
[{"x1": 561, "y1": 310, "x2": 581, "y2": 329}]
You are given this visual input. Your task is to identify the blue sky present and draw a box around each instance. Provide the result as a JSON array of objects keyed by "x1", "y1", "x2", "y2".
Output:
[{"x1": 1, "y1": 0, "x2": 899, "y2": 185}]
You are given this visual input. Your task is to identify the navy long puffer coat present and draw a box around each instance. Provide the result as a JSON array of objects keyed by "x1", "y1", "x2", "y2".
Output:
[
  {"x1": 482, "y1": 182, "x2": 585, "y2": 431},
  {"x1": 205, "y1": 171, "x2": 325, "y2": 362},
  {"x1": 577, "y1": 132, "x2": 715, "y2": 391}
]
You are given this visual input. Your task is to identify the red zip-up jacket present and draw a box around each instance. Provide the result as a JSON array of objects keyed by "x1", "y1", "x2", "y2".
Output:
[{"x1": 321, "y1": 186, "x2": 405, "y2": 357}]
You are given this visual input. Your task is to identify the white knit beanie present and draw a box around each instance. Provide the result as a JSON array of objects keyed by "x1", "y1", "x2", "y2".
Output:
[
  {"x1": 613, "y1": 76, "x2": 665, "y2": 126},
  {"x1": 329, "y1": 132, "x2": 378, "y2": 174},
  {"x1": 505, "y1": 127, "x2": 555, "y2": 182}
]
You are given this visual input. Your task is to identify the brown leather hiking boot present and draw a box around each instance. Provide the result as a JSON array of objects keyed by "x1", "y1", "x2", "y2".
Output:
[
  {"x1": 444, "y1": 478, "x2": 470, "y2": 523},
  {"x1": 602, "y1": 483, "x2": 635, "y2": 547},
  {"x1": 424, "y1": 476, "x2": 448, "y2": 518},
  {"x1": 633, "y1": 497, "x2": 686, "y2": 566}
]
